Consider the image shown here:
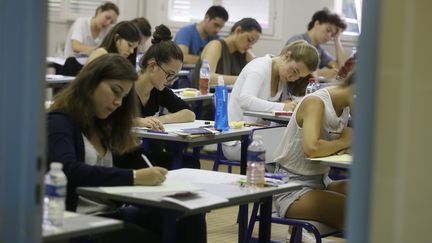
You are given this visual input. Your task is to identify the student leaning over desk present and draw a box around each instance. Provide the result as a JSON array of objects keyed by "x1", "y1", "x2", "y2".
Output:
[
  {"x1": 63, "y1": 1, "x2": 119, "y2": 58},
  {"x1": 222, "y1": 40, "x2": 320, "y2": 161},
  {"x1": 47, "y1": 54, "x2": 206, "y2": 243},
  {"x1": 130, "y1": 24, "x2": 200, "y2": 169},
  {"x1": 272, "y1": 71, "x2": 355, "y2": 231},
  {"x1": 285, "y1": 8, "x2": 347, "y2": 80},
  {"x1": 85, "y1": 20, "x2": 141, "y2": 67},
  {"x1": 191, "y1": 17, "x2": 262, "y2": 87},
  {"x1": 174, "y1": 5, "x2": 229, "y2": 64}
]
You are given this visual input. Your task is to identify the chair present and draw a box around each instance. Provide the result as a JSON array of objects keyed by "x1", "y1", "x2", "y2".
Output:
[
  {"x1": 244, "y1": 126, "x2": 344, "y2": 243},
  {"x1": 212, "y1": 125, "x2": 286, "y2": 173},
  {"x1": 62, "y1": 56, "x2": 84, "y2": 76}
]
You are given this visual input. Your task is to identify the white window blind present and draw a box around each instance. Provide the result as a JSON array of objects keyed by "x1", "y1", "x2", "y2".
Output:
[{"x1": 167, "y1": 0, "x2": 274, "y2": 35}]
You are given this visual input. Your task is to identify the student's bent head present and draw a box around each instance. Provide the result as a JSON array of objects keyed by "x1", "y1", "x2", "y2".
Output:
[
  {"x1": 100, "y1": 21, "x2": 141, "y2": 64},
  {"x1": 139, "y1": 25, "x2": 184, "y2": 90},
  {"x1": 279, "y1": 40, "x2": 319, "y2": 81},
  {"x1": 230, "y1": 18, "x2": 262, "y2": 53},
  {"x1": 308, "y1": 8, "x2": 347, "y2": 43},
  {"x1": 203, "y1": 5, "x2": 229, "y2": 36},
  {"x1": 50, "y1": 54, "x2": 138, "y2": 153},
  {"x1": 94, "y1": 1, "x2": 119, "y2": 29},
  {"x1": 131, "y1": 17, "x2": 152, "y2": 45}
]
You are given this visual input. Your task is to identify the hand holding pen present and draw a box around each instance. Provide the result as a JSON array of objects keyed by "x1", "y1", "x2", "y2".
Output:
[
  {"x1": 133, "y1": 154, "x2": 168, "y2": 186},
  {"x1": 137, "y1": 117, "x2": 165, "y2": 131}
]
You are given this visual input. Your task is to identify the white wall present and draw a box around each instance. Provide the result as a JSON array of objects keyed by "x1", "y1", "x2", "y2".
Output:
[{"x1": 46, "y1": 0, "x2": 355, "y2": 57}]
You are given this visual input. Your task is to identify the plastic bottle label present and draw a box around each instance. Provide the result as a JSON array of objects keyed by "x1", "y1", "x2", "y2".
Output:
[{"x1": 46, "y1": 184, "x2": 66, "y2": 197}]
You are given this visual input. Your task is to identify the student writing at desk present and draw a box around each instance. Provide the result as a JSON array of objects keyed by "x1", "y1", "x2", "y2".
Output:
[
  {"x1": 222, "y1": 40, "x2": 320, "y2": 161},
  {"x1": 174, "y1": 5, "x2": 228, "y2": 64},
  {"x1": 47, "y1": 54, "x2": 206, "y2": 243},
  {"x1": 285, "y1": 8, "x2": 347, "y2": 79},
  {"x1": 272, "y1": 71, "x2": 355, "y2": 232},
  {"x1": 132, "y1": 25, "x2": 200, "y2": 169},
  {"x1": 85, "y1": 21, "x2": 141, "y2": 67},
  {"x1": 63, "y1": 1, "x2": 119, "y2": 58}
]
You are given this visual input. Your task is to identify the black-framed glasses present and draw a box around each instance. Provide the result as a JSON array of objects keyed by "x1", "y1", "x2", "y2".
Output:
[{"x1": 157, "y1": 63, "x2": 179, "y2": 82}]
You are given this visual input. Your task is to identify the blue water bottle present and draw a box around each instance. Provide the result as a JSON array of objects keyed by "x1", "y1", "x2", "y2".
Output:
[{"x1": 214, "y1": 75, "x2": 229, "y2": 131}]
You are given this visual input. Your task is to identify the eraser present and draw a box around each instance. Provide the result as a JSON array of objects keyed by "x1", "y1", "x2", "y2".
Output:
[{"x1": 272, "y1": 111, "x2": 293, "y2": 116}]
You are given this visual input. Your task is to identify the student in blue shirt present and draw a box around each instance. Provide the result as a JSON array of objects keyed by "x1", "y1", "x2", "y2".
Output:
[
  {"x1": 174, "y1": 5, "x2": 228, "y2": 64},
  {"x1": 47, "y1": 54, "x2": 206, "y2": 243}
]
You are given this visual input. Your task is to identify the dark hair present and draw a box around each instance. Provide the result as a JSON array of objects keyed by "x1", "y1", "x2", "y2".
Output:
[
  {"x1": 230, "y1": 17, "x2": 262, "y2": 34},
  {"x1": 205, "y1": 5, "x2": 229, "y2": 21},
  {"x1": 131, "y1": 17, "x2": 152, "y2": 38},
  {"x1": 95, "y1": 1, "x2": 119, "y2": 16},
  {"x1": 99, "y1": 21, "x2": 141, "y2": 66},
  {"x1": 139, "y1": 25, "x2": 183, "y2": 69},
  {"x1": 50, "y1": 54, "x2": 138, "y2": 154},
  {"x1": 341, "y1": 70, "x2": 356, "y2": 87},
  {"x1": 307, "y1": 8, "x2": 347, "y2": 31}
]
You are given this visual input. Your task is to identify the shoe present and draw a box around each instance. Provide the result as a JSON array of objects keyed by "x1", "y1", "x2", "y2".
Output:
[{"x1": 286, "y1": 228, "x2": 339, "y2": 243}]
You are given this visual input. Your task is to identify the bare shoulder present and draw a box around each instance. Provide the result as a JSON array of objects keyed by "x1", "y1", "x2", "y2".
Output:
[{"x1": 297, "y1": 96, "x2": 325, "y2": 120}]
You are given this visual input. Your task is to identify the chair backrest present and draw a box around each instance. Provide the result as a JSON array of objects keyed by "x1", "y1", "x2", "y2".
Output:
[
  {"x1": 251, "y1": 126, "x2": 286, "y2": 164},
  {"x1": 62, "y1": 57, "x2": 84, "y2": 76}
]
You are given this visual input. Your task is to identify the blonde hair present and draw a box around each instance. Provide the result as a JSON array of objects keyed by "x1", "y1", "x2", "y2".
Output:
[{"x1": 280, "y1": 40, "x2": 320, "y2": 71}]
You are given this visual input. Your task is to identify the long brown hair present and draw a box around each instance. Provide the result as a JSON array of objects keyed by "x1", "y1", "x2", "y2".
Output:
[
  {"x1": 280, "y1": 40, "x2": 320, "y2": 95},
  {"x1": 49, "y1": 54, "x2": 139, "y2": 154}
]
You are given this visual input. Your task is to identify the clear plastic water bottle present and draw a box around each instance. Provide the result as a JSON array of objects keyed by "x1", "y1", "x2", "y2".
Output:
[
  {"x1": 43, "y1": 162, "x2": 67, "y2": 228},
  {"x1": 246, "y1": 135, "x2": 266, "y2": 187},
  {"x1": 306, "y1": 77, "x2": 318, "y2": 94},
  {"x1": 199, "y1": 59, "x2": 210, "y2": 95}
]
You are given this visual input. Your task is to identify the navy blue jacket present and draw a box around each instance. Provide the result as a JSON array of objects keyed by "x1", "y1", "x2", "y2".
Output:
[{"x1": 47, "y1": 111, "x2": 136, "y2": 211}]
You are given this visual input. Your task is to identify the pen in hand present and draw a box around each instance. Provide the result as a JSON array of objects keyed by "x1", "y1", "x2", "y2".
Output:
[{"x1": 141, "y1": 154, "x2": 153, "y2": 168}]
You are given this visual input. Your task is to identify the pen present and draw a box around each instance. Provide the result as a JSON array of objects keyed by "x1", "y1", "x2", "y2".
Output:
[
  {"x1": 141, "y1": 154, "x2": 153, "y2": 168},
  {"x1": 147, "y1": 129, "x2": 169, "y2": 134},
  {"x1": 328, "y1": 131, "x2": 342, "y2": 135}
]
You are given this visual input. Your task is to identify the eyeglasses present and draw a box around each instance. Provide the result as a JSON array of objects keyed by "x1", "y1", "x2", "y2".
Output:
[{"x1": 157, "y1": 63, "x2": 179, "y2": 82}]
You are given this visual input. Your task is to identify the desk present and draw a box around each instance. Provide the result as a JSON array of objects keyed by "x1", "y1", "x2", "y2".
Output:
[
  {"x1": 46, "y1": 74, "x2": 74, "y2": 88},
  {"x1": 43, "y1": 211, "x2": 123, "y2": 242},
  {"x1": 77, "y1": 168, "x2": 302, "y2": 243},
  {"x1": 243, "y1": 111, "x2": 291, "y2": 124},
  {"x1": 307, "y1": 154, "x2": 352, "y2": 169},
  {"x1": 134, "y1": 120, "x2": 255, "y2": 174}
]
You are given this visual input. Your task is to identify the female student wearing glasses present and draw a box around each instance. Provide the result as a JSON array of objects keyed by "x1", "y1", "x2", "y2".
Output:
[{"x1": 133, "y1": 25, "x2": 200, "y2": 169}]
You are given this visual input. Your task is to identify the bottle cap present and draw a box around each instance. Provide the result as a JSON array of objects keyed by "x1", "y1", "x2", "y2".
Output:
[
  {"x1": 50, "y1": 162, "x2": 63, "y2": 170},
  {"x1": 217, "y1": 75, "x2": 225, "y2": 85}
]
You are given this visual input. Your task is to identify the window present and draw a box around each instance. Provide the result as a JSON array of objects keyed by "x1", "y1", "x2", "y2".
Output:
[
  {"x1": 48, "y1": 0, "x2": 115, "y2": 22},
  {"x1": 334, "y1": 0, "x2": 362, "y2": 35},
  {"x1": 167, "y1": 0, "x2": 275, "y2": 36}
]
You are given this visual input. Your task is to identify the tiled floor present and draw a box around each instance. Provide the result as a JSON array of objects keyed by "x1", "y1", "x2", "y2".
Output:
[{"x1": 200, "y1": 158, "x2": 345, "y2": 243}]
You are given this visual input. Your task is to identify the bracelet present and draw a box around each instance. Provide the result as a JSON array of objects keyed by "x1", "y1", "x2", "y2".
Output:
[{"x1": 133, "y1": 170, "x2": 137, "y2": 180}]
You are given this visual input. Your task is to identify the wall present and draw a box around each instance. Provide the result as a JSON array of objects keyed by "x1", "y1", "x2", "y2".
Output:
[
  {"x1": 369, "y1": 0, "x2": 432, "y2": 242},
  {"x1": 46, "y1": 0, "x2": 355, "y2": 57}
]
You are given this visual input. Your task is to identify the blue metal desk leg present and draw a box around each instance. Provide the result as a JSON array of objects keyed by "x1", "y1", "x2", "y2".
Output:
[
  {"x1": 258, "y1": 197, "x2": 272, "y2": 243},
  {"x1": 166, "y1": 142, "x2": 186, "y2": 169},
  {"x1": 162, "y1": 211, "x2": 178, "y2": 243},
  {"x1": 238, "y1": 134, "x2": 250, "y2": 243}
]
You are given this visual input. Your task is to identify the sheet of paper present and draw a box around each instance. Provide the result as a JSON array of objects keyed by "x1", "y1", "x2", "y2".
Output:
[
  {"x1": 166, "y1": 168, "x2": 245, "y2": 185},
  {"x1": 99, "y1": 180, "x2": 201, "y2": 194},
  {"x1": 309, "y1": 154, "x2": 352, "y2": 162}
]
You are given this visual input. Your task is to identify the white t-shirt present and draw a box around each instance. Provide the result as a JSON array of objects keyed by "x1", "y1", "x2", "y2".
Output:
[
  {"x1": 227, "y1": 55, "x2": 286, "y2": 124},
  {"x1": 63, "y1": 17, "x2": 110, "y2": 58}
]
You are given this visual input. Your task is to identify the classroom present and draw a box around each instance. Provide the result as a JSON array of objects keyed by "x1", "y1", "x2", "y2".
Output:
[{"x1": 1, "y1": 0, "x2": 431, "y2": 243}]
